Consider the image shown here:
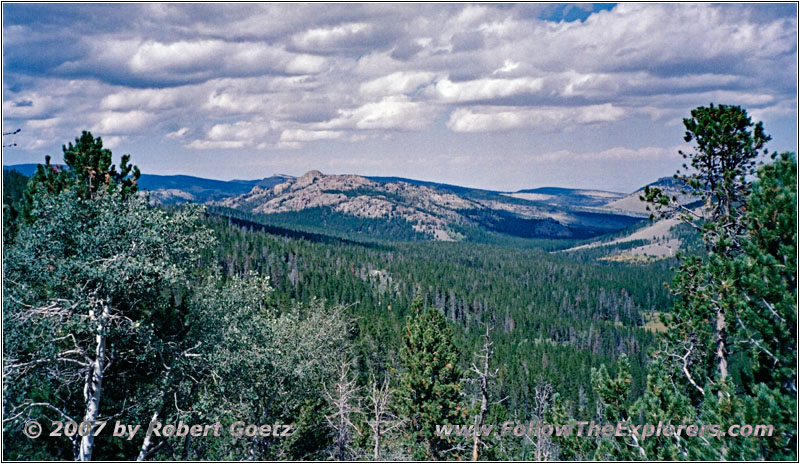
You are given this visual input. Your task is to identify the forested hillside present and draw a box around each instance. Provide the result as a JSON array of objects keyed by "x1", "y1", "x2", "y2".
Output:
[
  {"x1": 202, "y1": 211, "x2": 669, "y2": 408},
  {"x1": 3, "y1": 105, "x2": 796, "y2": 461}
]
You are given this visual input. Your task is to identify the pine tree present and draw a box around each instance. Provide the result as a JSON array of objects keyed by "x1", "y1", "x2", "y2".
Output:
[
  {"x1": 731, "y1": 152, "x2": 797, "y2": 459},
  {"x1": 21, "y1": 131, "x2": 140, "y2": 221},
  {"x1": 644, "y1": 104, "x2": 771, "y2": 385},
  {"x1": 639, "y1": 107, "x2": 796, "y2": 460},
  {"x1": 398, "y1": 297, "x2": 466, "y2": 460}
]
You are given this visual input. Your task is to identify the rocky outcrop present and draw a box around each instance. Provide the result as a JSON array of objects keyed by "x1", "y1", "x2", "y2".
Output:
[
  {"x1": 213, "y1": 170, "x2": 643, "y2": 241},
  {"x1": 215, "y1": 170, "x2": 487, "y2": 240}
]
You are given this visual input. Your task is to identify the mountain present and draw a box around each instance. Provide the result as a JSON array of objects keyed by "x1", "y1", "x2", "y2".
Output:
[
  {"x1": 214, "y1": 170, "x2": 644, "y2": 241},
  {"x1": 505, "y1": 187, "x2": 625, "y2": 208},
  {"x1": 563, "y1": 177, "x2": 703, "y2": 261},
  {"x1": 3, "y1": 164, "x2": 293, "y2": 204},
  {"x1": 4, "y1": 163, "x2": 652, "y2": 241},
  {"x1": 602, "y1": 176, "x2": 696, "y2": 216},
  {"x1": 2, "y1": 163, "x2": 42, "y2": 177},
  {"x1": 137, "y1": 173, "x2": 292, "y2": 203}
]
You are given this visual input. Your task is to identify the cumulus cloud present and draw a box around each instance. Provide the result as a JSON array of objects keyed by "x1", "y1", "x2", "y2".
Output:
[
  {"x1": 493, "y1": 59, "x2": 520, "y2": 75},
  {"x1": 280, "y1": 129, "x2": 344, "y2": 143},
  {"x1": 92, "y1": 110, "x2": 156, "y2": 134},
  {"x1": 319, "y1": 96, "x2": 440, "y2": 131},
  {"x1": 186, "y1": 119, "x2": 276, "y2": 150},
  {"x1": 360, "y1": 71, "x2": 437, "y2": 97},
  {"x1": 277, "y1": 129, "x2": 345, "y2": 149},
  {"x1": 166, "y1": 127, "x2": 189, "y2": 139},
  {"x1": 447, "y1": 104, "x2": 626, "y2": 132},
  {"x1": 289, "y1": 18, "x2": 403, "y2": 55},
  {"x1": 1, "y1": 3, "x2": 795, "y2": 188},
  {"x1": 430, "y1": 76, "x2": 544, "y2": 103}
]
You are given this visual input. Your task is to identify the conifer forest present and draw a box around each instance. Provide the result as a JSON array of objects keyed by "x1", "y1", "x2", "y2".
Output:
[
  {"x1": 3, "y1": 104, "x2": 796, "y2": 461},
  {"x1": 2, "y1": 3, "x2": 797, "y2": 462}
]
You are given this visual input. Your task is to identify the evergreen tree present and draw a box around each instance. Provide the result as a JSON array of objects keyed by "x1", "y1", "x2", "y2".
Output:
[
  {"x1": 731, "y1": 152, "x2": 797, "y2": 459},
  {"x1": 2, "y1": 168, "x2": 30, "y2": 243},
  {"x1": 634, "y1": 107, "x2": 797, "y2": 460},
  {"x1": 645, "y1": 104, "x2": 771, "y2": 384},
  {"x1": 398, "y1": 297, "x2": 466, "y2": 460},
  {"x1": 21, "y1": 131, "x2": 140, "y2": 222}
]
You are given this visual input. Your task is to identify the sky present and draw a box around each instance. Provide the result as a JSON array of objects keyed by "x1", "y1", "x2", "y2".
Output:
[{"x1": 2, "y1": 3, "x2": 797, "y2": 193}]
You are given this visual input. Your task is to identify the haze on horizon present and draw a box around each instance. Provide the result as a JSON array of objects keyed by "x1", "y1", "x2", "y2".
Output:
[{"x1": 2, "y1": 3, "x2": 797, "y2": 193}]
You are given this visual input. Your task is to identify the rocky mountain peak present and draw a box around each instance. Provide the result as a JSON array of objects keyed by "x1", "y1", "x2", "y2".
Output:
[{"x1": 296, "y1": 170, "x2": 324, "y2": 188}]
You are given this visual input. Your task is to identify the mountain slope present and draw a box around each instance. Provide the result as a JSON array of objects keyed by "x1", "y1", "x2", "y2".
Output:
[
  {"x1": 137, "y1": 173, "x2": 292, "y2": 203},
  {"x1": 507, "y1": 187, "x2": 625, "y2": 208},
  {"x1": 4, "y1": 163, "x2": 649, "y2": 242},
  {"x1": 215, "y1": 170, "x2": 644, "y2": 241},
  {"x1": 3, "y1": 164, "x2": 293, "y2": 204},
  {"x1": 602, "y1": 176, "x2": 695, "y2": 215},
  {"x1": 563, "y1": 177, "x2": 703, "y2": 260}
]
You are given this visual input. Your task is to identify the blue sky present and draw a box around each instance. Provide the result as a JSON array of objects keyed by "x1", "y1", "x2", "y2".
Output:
[{"x1": 2, "y1": 3, "x2": 797, "y2": 192}]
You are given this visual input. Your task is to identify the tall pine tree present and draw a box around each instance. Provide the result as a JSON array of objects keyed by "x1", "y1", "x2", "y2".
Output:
[{"x1": 398, "y1": 297, "x2": 466, "y2": 460}]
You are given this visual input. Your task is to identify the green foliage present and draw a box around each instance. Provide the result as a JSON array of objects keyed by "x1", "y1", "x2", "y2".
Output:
[
  {"x1": 167, "y1": 276, "x2": 352, "y2": 460},
  {"x1": 3, "y1": 168, "x2": 29, "y2": 243},
  {"x1": 20, "y1": 131, "x2": 140, "y2": 222},
  {"x1": 733, "y1": 152, "x2": 797, "y2": 392},
  {"x1": 204, "y1": 213, "x2": 667, "y2": 421},
  {"x1": 6, "y1": 120, "x2": 793, "y2": 460},
  {"x1": 3, "y1": 134, "x2": 358, "y2": 461},
  {"x1": 398, "y1": 298, "x2": 466, "y2": 459},
  {"x1": 3, "y1": 188, "x2": 213, "y2": 460},
  {"x1": 606, "y1": 107, "x2": 796, "y2": 461},
  {"x1": 61, "y1": 131, "x2": 141, "y2": 199},
  {"x1": 730, "y1": 152, "x2": 797, "y2": 458},
  {"x1": 220, "y1": 205, "x2": 430, "y2": 242},
  {"x1": 679, "y1": 104, "x2": 769, "y2": 199},
  {"x1": 3, "y1": 168, "x2": 29, "y2": 207}
]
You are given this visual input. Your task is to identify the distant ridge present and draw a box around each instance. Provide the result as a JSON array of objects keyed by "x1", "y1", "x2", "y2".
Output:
[
  {"x1": 214, "y1": 169, "x2": 644, "y2": 241},
  {"x1": 3, "y1": 163, "x2": 293, "y2": 204}
]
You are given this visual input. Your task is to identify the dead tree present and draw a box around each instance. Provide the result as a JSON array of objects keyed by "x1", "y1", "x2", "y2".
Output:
[
  {"x1": 470, "y1": 324, "x2": 498, "y2": 461},
  {"x1": 529, "y1": 382, "x2": 555, "y2": 461},
  {"x1": 366, "y1": 374, "x2": 405, "y2": 460},
  {"x1": 324, "y1": 361, "x2": 361, "y2": 460}
]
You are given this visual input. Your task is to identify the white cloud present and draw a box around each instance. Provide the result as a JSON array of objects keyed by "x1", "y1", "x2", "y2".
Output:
[
  {"x1": 360, "y1": 71, "x2": 436, "y2": 97},
  {"x1": 186, "y1": 119, "x2": 275, "y2": 150},
  {"x1": 431, "y1": 76, "x2": 544, "y2": 103},
  {"x1": 447, "y1": 104, "x2": 625, "y2": 132},
  {"x1": 186, "y1": 139, "x2": 246, "y2": 150},
  {"x1": 291, "y1": 22, "x2": 372, "y2": 51},
  {"x1": 492, "y1": 59, "x2": 520, "y2": 75},
  {"x1": 24, "y1": 117, "x2": 63, "y2": 130},
  {"x1": 129, "y1": 40, "x2": 226, "y2": 74},
  {"x1": 2, "y1": 3, "x2": 795, "y2": 187},
  {"x1": 100, "y1": 87, "x2": 193, "y2": 111},
  {"x1": 92, "y1": 110, "x2": 156, "y2": 134},
  {"x1": 320, "y1": 96, "x2": 440, "y2": 131},
  {"x1": 280, "y1": 129, "x2": 343, "y2": 143},
  {"x1": 286, "y1": 54, "x2": 328, "y2": 74},
  {"x1": 203, "y1": 90, "x2": 266, "y2": 115},
  {"x1": 101, "y1": 135, "x2": 126, "y2": 148},
  {"x1": 166, "y1": 127, "x2": 189, "y2": 139}
]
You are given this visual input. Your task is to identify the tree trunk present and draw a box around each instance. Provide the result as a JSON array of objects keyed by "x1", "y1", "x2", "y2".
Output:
[
  {"x1": 715, "y1": 305, "x2": 728, "y2": 381},
  {"x1": 78, "y1": 302, "x2": 109, "y2": 461},
  {"x1": 137, "y1": 411, "x2": 159, "y2": 461},
  {"x1": 471, "y1": 373, "x2": 488, "y2": 461},
  {"x1": 472, "y1": 326, "x2": 491, "y2": 461},
  {"x1": 373, "y1": 427, "x2": 380, "y2": 461}
]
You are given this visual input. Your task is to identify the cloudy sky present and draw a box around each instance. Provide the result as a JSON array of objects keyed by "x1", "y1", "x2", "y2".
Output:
[{"x1": 3, "y1": 3, "x2": 797, "y2": 192}]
